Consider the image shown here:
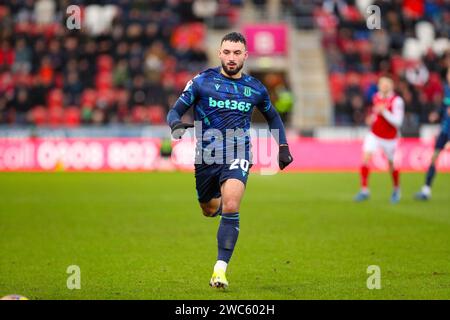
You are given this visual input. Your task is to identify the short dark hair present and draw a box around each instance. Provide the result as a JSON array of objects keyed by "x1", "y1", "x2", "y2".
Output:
[{"x1": 221, "y1": 32, "x2": 247, "y2": 48}]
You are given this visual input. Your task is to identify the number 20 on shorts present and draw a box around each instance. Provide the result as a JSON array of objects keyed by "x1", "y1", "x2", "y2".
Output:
[{"x1": 230, "y1": 159, "x2": 250, "y2": 172}]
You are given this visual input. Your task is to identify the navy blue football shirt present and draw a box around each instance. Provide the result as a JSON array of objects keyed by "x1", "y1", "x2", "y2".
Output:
[{"x1": 167, "y1": 67, "x2": 288, "y2": 163}]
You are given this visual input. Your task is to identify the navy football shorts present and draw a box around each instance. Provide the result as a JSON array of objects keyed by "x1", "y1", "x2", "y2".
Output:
[
  {"x1": 195, "y1": 159, "x2": 251, "y2": 203},
  {"x1": 435, "y1": 130, "x2": 449, "y2": 150}
]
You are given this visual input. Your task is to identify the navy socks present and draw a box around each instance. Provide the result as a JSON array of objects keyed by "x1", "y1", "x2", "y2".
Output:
[
  {"x1": 426, "y1": 164, "x2": 436, "y2": 187},
  {"x1": 217, "y1": 212, "x2": 240, "y2": 263}
]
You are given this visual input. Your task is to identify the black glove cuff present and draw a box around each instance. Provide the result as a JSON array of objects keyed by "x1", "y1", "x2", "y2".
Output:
[{"x1": 170, "y1": 121, "x2": 182, "y2": 132}]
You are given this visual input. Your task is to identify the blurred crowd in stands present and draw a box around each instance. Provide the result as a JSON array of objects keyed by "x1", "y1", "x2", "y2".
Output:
[
  {"x1": 315, "y1": 0, "x2": 450, "y2": 133},
  {"x1": 1, "y1": 0, "x2": 449, "y2": 133},
  {"x1": 0, "y1": 0, "x2": 244, "y2": 126}
]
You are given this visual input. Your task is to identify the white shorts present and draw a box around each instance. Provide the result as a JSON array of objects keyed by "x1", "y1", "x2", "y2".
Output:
[{"x1": 363, "y1": 132, "x2": 398, "y2": 161}]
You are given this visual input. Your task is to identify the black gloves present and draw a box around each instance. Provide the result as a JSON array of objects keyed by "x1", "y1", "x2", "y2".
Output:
[
  {"x1": 278, "y1": 144, "x2": 293, "y2": 170},
  {"x1": 170, "y1": 121, "x2": 194, "y2": 139}
]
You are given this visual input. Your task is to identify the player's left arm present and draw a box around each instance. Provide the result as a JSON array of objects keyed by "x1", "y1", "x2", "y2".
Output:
[
  {"x1": 380, "y1": 97, "x2": 405, "y2": 128},
  {"x1": 257, "y1": 88, "x2": 293, "y2": 170}
]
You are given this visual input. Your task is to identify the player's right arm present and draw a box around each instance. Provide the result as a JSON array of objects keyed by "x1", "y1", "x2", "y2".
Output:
[
  {"x1": 365, "y1": 108, "x2": 376, "y2": 126},
  {"x1": 166, "y1": 77, "x2": 198, "y2": 139},
  {"x1": 365, "y1": 96, "x2": 379, "y2": 126}
]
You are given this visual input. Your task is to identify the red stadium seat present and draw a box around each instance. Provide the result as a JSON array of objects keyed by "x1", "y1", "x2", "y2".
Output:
[
  {"x1": 163, "y1": 56, "x2": 177, "y2": 72},
  {"x1": 114, "y1": 88, "x2": 129, "y2": 103},
  {"x1": 54, "y1": 72, "x2": 64, "y2": 88},
  {"x1": 171, "y1": 22, "x2": 205, "y2": 49},
  {"x1": 340, "y1": 39, "x2": 354, "y2": 52},
  {"x1": 174, "y1": 71, "x2": 192, "y2": 91},
  {"x1": 0, "y1": 6, "x2": 8, "y2": 20},
  {"x1": 391, "y1": 55, "x2": 408, "y2": 76},
  {"x1": 345, "y1": 72, "x2": 361, "y2": 87},
  {"x1": 12, "y1": 73, "x2": 33, "y2": 87},
  {"x1": 228, "y1": 7, "x2": 240, "y2": 25},
  {"x1": 341, "y1": 5, "x2": 362, "y2": 21},
  {"x1": 39, "y1": 64, "x2": 54, "y2": 86},
  {"x1": 131, "y1": 105, "x2": 148, "y2": 124},
  {"x1": 47, "y1": 89, "x2": 64, "y2": 109},
  {"x1": 81, "y1": 89, "x2": 97, "y2": 107},
  {"x1": 95, "y1": 71, "x2": 113, "y2": 90},
  {"x1": 424, "y1": 72, "x2": 444, "y2": 102},
  {"x1": 97, "y1": 55, "x2": 114, "y2": 72},
  {"x1": 97, "y1": 89, "x2": 115, "y2": 106},
  {"x1": 64, "y1": 107, "x2": 81, "y2": 127},
  {"x1": 30, "y1": 105, "x2": 47, "y2": 126},
  {"x1": 161, "y1": 72, "x2": 176, "y2": 89},
  {"x1": 355, "y1": 40, "x2": 372, "y2": 66},
  {"x1": 48, "y1": 107, "x2": 63, "y2": 126},
  {"x1": 147, "y1": 105, "x2": 165, "y2": 124},
  {"x1": 313, "y1": 7, "x2": 339, "y2": 31},
  {"x1": 329, "y1": 73, "x2": 345, "y2": 102},
  {"x1": 361, "y1": 73, "x2": 378, "y2": 92}
]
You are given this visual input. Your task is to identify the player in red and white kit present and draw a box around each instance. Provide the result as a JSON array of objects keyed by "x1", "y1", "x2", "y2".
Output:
[{"x1": 354, "y1": 76, "x2": 405, "y2": 203}]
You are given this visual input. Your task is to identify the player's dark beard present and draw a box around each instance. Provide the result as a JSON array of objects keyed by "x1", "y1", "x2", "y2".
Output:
[{"x1": 221, "y1": 61, "x2": 243, "y2": 77}]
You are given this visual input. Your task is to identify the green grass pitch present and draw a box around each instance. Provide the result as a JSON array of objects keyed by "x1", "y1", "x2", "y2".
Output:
[{"x1": 0, "y1": 171, "x2": 449, "y2": 300}]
